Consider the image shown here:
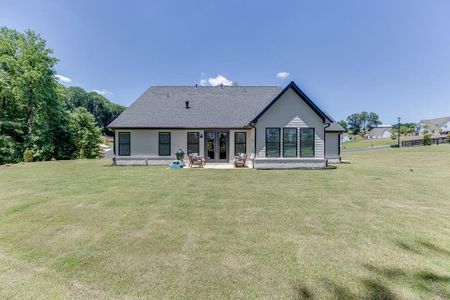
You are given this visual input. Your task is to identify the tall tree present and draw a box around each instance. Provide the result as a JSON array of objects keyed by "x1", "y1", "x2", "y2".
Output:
[
  {"x1": 346, "y1": 113, "x2": 363, "y2": 134},
  {"x1": 0, "y1": 27, "x2": 78, "y2": 163},
  {"x1": 367, "y1": 112, "x2": 381, "y2": 128},
  {"x1": 337, "y1": 120, "x2": 348, "y2": 132},
  {"x1": 69, "y1": 107, "x2": 102, "y2": 159},
  {"x1": 65, "y1": 86, "x2": 125, "y2": 135},
  {"x1": 346, "y1": 112, "x2": 383, "y2": 135}
]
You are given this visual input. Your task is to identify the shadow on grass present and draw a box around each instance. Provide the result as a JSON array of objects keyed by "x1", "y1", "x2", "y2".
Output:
[
  {"x1": 293, "y1": 278, "x2": 397, "y2": 300},
  {"x1": 395, "y1": 239, "x2": 450, "y2": 257},
  {"x1": 292, "y1": 238, "x2": 450, "y2": 299}
]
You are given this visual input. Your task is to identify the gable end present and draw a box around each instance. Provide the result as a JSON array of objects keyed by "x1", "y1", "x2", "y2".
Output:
[{"x1": 251, "y1": 81, "x2": 328, "y2": 124}]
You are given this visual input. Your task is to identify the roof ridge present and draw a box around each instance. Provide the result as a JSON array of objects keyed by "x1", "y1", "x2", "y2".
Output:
[{"x1": 150, "y1": 85, "x2": 282, "y2": 88}]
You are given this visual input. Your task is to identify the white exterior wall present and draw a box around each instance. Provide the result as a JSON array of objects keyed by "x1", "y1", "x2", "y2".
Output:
[
  {"x1": 114, "y1": 128, "x2": 255, "y2": 166},
  {"x1": 253, "y1": 88, "x2": 326, "y2": 168},
  {"x1": 325, "y1": 132, "x2": 340, "y2": 163},
  {"x1": 114, "y1": 129, "x2": 205, "y2": 165}
]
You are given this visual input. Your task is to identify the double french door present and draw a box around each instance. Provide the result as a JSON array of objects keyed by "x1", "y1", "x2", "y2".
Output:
[{"x1": 205, "y1": 131, "x2": 228, "y2": 162}]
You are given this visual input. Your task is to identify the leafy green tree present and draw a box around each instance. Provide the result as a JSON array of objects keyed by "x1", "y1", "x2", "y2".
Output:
[
  {"x1": 69, "y1": 107, "x2": 102, "y2": 159},
  {"x1": 0, "y1": 27, "x2": 83, "y2": 163},
  {"x1": 367, "y1": 112, "x2": 381, "y2": 128},
  {"x1": 337, "y1": 120, "x2": 348, "y2": 132},
  {"x1": 65, "y1": 86, "x2": 124, "y2": 135},
  {"x1": 392, "y1": 123, "x2": 417, "y2": 136},
  {"x1": 346, "y1": 112, "x2": 383, "y2": 135},
  {"x1": 423, "y1": 130, "x2": 432, "y2": 145},
  {"x1": 346, "y1": 113, "x2": 363, "y2": 135}
]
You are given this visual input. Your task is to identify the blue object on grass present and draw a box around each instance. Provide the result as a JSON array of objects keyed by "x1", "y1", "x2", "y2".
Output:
[{"x1": 169, "y1": 160, "x2": 184, "y2": 169}]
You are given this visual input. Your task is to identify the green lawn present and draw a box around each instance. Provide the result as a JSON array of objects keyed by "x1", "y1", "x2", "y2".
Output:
[
  {"x1": 1, "y1": 146, "x2": 450, "y2": 299},
  {"x1": 342, "y1": 136, "x2": 395, "y2": 150}
]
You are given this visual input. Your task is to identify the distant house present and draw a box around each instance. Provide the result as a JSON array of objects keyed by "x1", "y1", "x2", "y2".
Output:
[
  {"x1": 416, "y1": 116, "x2": 450, "y2": 136},
  {"x1": 366, "y1": 125, "x2": 392, "y2": 139},
  {"x1": 108, "y1": 81, "x2": 345, "y2": 168},
  {"x1": 341, "y1": 133, "x2": 351, "y2": 142},
  {"x1": 441, "y1": 121, "x2": 450, "y2": 134}
]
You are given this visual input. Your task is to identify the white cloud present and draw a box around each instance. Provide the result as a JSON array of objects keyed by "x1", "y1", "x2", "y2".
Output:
[
  {"x1": 276, "y1": 71, "x2": 290, "y2": 79},
  {"x1": 199, "y1": 74, "x2": 234, "y2": 86},
  {"x1": 55, "y1": 74, "x2": 71, "y2": 83},
  {"x1": 93, "y1": 89, "x2": 112, "y2": 96},
  {"x1": 208, "y1": 74, "x2": 233, "y2": 86}
]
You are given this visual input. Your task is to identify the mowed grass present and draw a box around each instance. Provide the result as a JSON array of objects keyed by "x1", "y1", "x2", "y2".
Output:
[
  {"x1": 1, "y1": 146, "x2": 450, "y2": 299},
  {"x1": 342, "y1": 136, "x2": 395, "y2": 150}
]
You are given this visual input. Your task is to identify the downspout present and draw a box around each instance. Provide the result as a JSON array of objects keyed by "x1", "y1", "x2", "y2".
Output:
[
  {"x1": 249, "y1": 122, "x2": 257, "y2": 168},
  {"x1": 324, "y1": 121, "x2": 331, "y2": 166},
  {"x1": 112, "y1": 129, "x2": 116, "y2": 166}
]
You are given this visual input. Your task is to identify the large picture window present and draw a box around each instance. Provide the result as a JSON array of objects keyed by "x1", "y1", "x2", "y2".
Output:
[
  {"x1": 118, "y1": 132, "x2": 130, "y2": 156},
  {"x1": 187, "y1": 132, "x2": 200, "y2": 154},
  {"x1": 234, "y1": 132, "x2": 246, "y2": 156},
  {"x1": 300, "y1": 128, "x2": 315, "y2": 157},
  {"x1": 265, "y1": 128, "x2": 280, "y2": 157},
  {"x1": 283, "y1": 128, "x2": 297, "y2": 157},
  {"x1": 159, "y1": 132, "x2": 171, "y2": 156}
]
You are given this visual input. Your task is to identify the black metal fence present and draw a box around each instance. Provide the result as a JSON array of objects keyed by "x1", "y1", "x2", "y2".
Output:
[{"x1": 401, "y1": 137, "x2": 449, "y2": 147}]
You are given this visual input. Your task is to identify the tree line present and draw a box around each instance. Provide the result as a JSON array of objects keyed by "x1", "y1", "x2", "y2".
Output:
[
  {"x1": 337, "y1": 112, "x2": 382, "y2": 135},
  {"x1": 0, "y1": 27, "x2": 124, "y2": 164}
]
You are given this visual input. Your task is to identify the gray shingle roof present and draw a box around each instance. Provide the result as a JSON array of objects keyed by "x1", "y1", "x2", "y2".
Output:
[
  {"x1": 323, "y1": 111, "x2": 346, "y2": 132},
  {"x1": 108, "y1": 86, "x2": 282, "y2": 128},
  {"x1": 108, "y1": 85, "x2": 343, "y2": 130}
]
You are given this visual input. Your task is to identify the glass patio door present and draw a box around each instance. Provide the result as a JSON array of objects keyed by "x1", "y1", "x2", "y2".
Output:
[{"x1": 205, "y1": 131, "x2": 228, "y2": 162}]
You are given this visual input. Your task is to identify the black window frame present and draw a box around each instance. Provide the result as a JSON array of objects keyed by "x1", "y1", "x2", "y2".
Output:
[
  {"x1": 283, "y1": 128, "x2": 298, "y2": 157},
  {"x1": 300, "y1": 128, "x2": 315, "y2": 157},
  {"x1": 265, "y1": 128, "x2": 281, "y2": 157},
  {"x1": 234, "y1": 132, "x2": 247, "y2": 156},
  {"x1": 118, "y1": 132, "x2": 130, "y2": 156},
  {"x1": 159, "y1": 132, "x2": 171, "y2": 156},
  {"x1": 187, "y1": 132, "x2": 200, "y2": 155}
]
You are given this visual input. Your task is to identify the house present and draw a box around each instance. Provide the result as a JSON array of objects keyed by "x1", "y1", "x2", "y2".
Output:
[
  {"x1": 366, "y1": 125, "x2": 392, "y2": 139},
  {"x1": 416, "y1": 116, "x2": 450, "y2": 136},
  {"x1": 108, "y1": 81, "x2": 345, "y2": 168},
  {"x1": 341, "y1": 133, "x2": 351, "y2": 142},
  {"x1": 440, "y1": 121, "x2": 450, "y2": 134}
]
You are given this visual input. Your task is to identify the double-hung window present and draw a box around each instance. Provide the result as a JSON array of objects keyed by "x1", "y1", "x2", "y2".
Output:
[
  {"x1": 187, "y1": 132, "x2": 200, "y2": 154},
  {"x1": 265, "y1": 128, "x2": 280, "y2": 157},
  {"x1": 283, "y1": 128, "x2": 297, "y2": 157},
  {"x1": 300, "y1": 128, "x2": 315, "y2": 157},
  {"x1": 234, "y1": 132, "x2": 246, "y2": 156},
  {"x1": 118, "y1": 132, "x2": 130, "y2": 156},
  {"x1": 159, "y1": 132, "x2": 171, "y2": 156}
]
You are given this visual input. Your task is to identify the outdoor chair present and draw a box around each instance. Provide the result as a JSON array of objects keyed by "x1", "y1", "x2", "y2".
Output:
[
  {"x1": 188, "y1": 153, "x2": 205, "y2": 168},
  {"x1": 233, "y1": 153, "x2": 247, "y2": 168}
]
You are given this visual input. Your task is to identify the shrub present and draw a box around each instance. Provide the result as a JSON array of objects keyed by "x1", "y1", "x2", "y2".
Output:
[
  {"x1": 69, "y1": 107, "x2": 102, "y2": 159},
  {"x1": 423, "y1": 131, "x2": 432, "y2": 146},
  {"x1": 23, "y1": 149, "x2": 34, "y2": 162},
  {"x1": 447, "y1": 132, "x2": 450, "y2": 143}
]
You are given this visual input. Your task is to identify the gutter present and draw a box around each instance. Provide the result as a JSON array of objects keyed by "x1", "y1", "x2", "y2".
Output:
[
  {"x1": 324, "y1": 121, "x2": 331, "y2": 166},
  {"x1": 249, "y1": 122, "x2": 257, "y2": 168}
]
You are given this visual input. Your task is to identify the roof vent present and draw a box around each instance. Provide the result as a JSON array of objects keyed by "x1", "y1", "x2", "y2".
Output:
[{"x1": 185, "y1": 100, "x2": 190, "y2": 109}]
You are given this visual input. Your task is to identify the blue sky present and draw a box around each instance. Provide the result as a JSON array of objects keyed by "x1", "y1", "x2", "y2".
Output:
[{"x1": 2, "y1": 0, "x2": 450, "y2": 123}]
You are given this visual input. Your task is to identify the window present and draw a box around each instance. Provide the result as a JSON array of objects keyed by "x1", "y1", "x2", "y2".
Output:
[
  {"x1": 159, "y1": 132, "x2": 171, "y2": 156},
  {"x1": 234, "y1": 132, "x2": 246, "y2": 156},
  {"x1": 118, "y1": 132, "x2": 130, "y2": 156},
  {"x1": 265, "y1": 128, "x2": 280, "y2": 157},
  {"x1": 187, "y1": 132, "x2": 200, "y2": 154},
  {"x1": 283, "y1": 128, "x2": 297, "y2": 157},
  {"x1": 300, "y1": 128, "x2": 315, "y2": 157}
]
